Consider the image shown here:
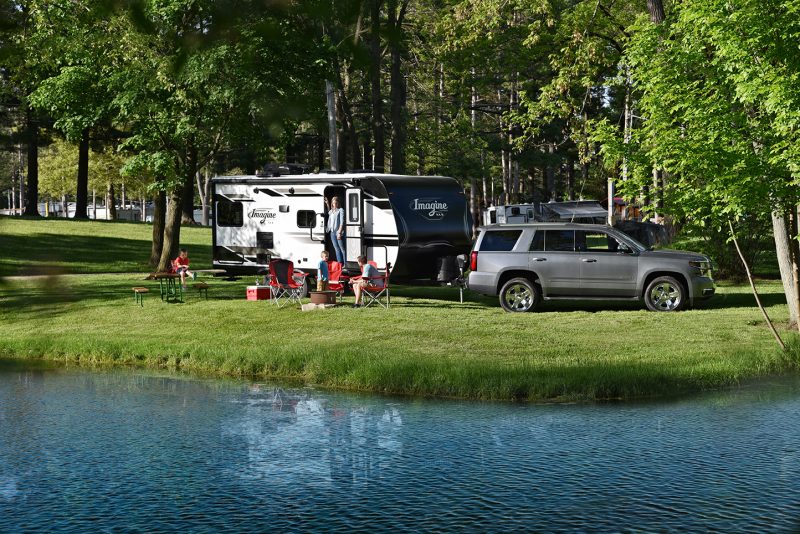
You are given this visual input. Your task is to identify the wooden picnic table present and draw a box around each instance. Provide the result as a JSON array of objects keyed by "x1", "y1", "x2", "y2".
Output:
[{"x1": 152, "y1": 272, "x2": 183, "y2": 302}]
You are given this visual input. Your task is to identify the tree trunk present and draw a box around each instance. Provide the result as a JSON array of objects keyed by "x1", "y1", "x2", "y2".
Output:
[
  {"x1": 546, "y1": 143, "x2": 556, "y2": 200},
  {"x1": 106, "y1": 183, "x2": 117, "y2": 220},
  {"x1": 326, "y1": 80, "x2": 339, "y2": 172},
  {"x1": 647, "y1": 0, "x2": 665, "y2": 23},
  {"x1": 369, "y1": 0, "x2": 385, "y2": 172},
  {"x1": 181, "y1": 145, "x2": 197, "y2": 225},
  {"x1": 388, "y1": 0, "x2": 408, "y2": 175},
  {"x1": 74, "y1": 129, "x2": 89, "y2": 219},
  {"x1": 566, "y1": 159, "x2": 576, "y2": 201},
  {"x1": 18, "y1": 167, "x2": 24, "y2": 213},
  {"x1": 772, "y1": 209, "x2": 799, "y2": 327},
  {"x1": 337, "y1": 72, "x2": 361, "y2": 169},
  {"x1": 150, "y1": 187, "x2": 167, "y2": 268},
  {"x1": 23, "y1": 110, "x2": 40, "y2": 216},
  {"x1": 470, "y1": 177, "x2": 478, "y2": 239},
  {"x1": 196, "y1": 169, "x2": 212, "y2": 227},
  {"x1": 790, "y1": 208, "x2": 800, "y2": 333},
  {"x1": 158, "y1": 191, "x2": 183, "y2": 272}
]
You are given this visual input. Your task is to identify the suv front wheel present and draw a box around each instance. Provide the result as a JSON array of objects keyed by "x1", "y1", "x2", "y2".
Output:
[
  {"x1": 499, "y1": 277, "x2": 541, "y2": 313},
  {"x1": 644, "y1": 276, "x2": 686, "y2": 312}
]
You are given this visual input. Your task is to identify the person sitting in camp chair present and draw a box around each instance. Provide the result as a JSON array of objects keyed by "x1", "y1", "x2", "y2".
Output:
[
  {"x1": 172, "y1": 248, "x2": 197, "y2": 289},
  {"x1": 351, "y1": 255, "x2": 384, "y2": 308}
]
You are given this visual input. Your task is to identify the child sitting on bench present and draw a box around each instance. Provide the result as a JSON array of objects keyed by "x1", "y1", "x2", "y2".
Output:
[{"x1": 173, "y1": 248, "x2": 197, "y2": 289}]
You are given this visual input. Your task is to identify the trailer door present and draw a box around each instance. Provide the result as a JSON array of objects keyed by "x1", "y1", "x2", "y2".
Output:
[{"x1": 344, "y1": 187, "x2": 363, "y2": 263}]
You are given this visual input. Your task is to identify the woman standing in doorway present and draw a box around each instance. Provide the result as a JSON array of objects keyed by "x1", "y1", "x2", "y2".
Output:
[{"x1": 327, "y1": 196, "x2": 346, "y2": 263}]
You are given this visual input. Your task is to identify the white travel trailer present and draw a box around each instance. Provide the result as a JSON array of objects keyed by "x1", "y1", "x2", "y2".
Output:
[
  {"x1": 211, "y1": 173, "x2": 473, "y2": 283},
  {"x1": 484, "y1": 200, "x2": 607, "y2": 225}
]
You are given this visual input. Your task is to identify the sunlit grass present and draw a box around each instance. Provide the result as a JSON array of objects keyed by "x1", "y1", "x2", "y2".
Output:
[
  {"x1": 0, "y1": 216, "x2": 212, "y2": 276},
  {"x1": 1, "y1": 273, "x2": 798, "y2": 401}
]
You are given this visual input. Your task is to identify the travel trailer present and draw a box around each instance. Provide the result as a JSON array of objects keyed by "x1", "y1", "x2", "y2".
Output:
[
  {"x1": 484, "y1": 200, "x2": 608, "y2": 225},
  {"x1": 211, "y1": 173, "x2": 473, "y2": 283}
]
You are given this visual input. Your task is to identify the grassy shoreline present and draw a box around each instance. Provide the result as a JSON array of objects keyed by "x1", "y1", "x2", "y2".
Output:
[
  {"x1": 2, "y1": 216, "x2": 799, "y2": 402},
  {"x1": 2, "y1": 273, "x2": 798, "y2": 402}
]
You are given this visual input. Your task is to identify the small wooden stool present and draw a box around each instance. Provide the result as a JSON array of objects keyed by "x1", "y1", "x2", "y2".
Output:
[
  {"x1": 132, "y1": 287, "x2": 149, "y2": 307},
  {"x1": 193, "y1": 282, "x2": 209, "y2": 300}
]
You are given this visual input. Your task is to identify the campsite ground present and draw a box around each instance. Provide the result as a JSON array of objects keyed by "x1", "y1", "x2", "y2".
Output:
[{"x1": 1, "y1": 215, "x2": 798, "y2": 401}]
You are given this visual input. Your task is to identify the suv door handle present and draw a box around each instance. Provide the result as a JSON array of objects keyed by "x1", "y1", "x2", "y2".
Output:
[
  {"x1": 531, "y1": 257, "x2": 547, "y2": 262},
  {"x1": 581, "y1": 258, "x2": 597, "y2": 263}
]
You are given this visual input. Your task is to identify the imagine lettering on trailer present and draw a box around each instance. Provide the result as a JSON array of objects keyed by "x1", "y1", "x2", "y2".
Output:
[
  {"x1": 248, "y1": 208, "x2": 276, "y2": 224},
  {"x1": 411, "y1": 198, "x2": 448, "y2": 220}
]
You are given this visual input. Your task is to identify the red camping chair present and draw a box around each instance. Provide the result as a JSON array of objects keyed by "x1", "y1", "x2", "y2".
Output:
[
  {"x1": 268, "y1": 259, "x2": 308, "y2": 307},
  {"x1": 326, "y1": 260, "x2": 349, "y2": 299},
  {"x1": 361, "y1": 261, "x2": 390, "y2": 308}
]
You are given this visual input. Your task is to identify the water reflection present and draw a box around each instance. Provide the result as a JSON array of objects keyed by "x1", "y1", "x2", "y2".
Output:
[
  {"x1": 1, "y1": 363, "x2": 800, "y2": 531},
  {"x1": 225, "y1": 385, "x2": 404, "y2": 490}
]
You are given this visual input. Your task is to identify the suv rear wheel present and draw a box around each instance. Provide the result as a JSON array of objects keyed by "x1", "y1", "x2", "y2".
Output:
[
  {"x1": 499, "y1": 277, "x2": 541, "y2": 312},
  {"x1": 644, "y1": 276, "x2": 686, "y2": 312}
]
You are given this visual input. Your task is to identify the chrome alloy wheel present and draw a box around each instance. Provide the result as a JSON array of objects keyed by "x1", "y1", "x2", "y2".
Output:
[
  {"x1": 503, "y1": 282, "x2": 534, "y2": 311},
  {"x1": 648, "y1": 281, "x2": 682, "y2": 311},
  {"x1": 499, "y1": 277, "x2": 542, "y2": 312}
]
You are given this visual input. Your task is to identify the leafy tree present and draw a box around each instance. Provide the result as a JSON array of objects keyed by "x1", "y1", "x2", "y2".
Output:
[{"x1": 594, "y1": 0, "x2": 800, "y2": 323}]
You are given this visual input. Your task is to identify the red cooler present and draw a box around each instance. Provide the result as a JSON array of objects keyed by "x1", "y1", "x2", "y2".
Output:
[{"x1": 246, "y1": 285, "x2": 271, "y2": 300}]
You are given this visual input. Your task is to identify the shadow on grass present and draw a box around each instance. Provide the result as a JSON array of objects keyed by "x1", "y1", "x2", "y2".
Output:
[
  {"x1": 0, "y1": 233, "x2": 213, "y2": 276},
  {"x1": 395, "y1": 285, "x2": 788, "y2": 312}
]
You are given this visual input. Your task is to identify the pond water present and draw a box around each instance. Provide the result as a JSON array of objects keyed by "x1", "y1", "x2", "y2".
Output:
[{"x1": 1, "y1": 361, "x2": 800, "y2": 532}]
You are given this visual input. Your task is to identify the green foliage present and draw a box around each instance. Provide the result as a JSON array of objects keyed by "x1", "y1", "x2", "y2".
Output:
[
  {"x1": 38, "y1": 139, "x2": 143, "y2": 199},
  {"x1": 602, "y1": 0, "x2": 800, "y2": 225}
]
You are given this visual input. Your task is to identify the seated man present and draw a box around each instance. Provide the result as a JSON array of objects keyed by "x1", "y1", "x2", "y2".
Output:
[
  {"x1": 172, "y1": 248, "x2": 197, "y2": 289},
  {"x1": 351, "y1": 255, "x2": 383, "y2": 308}
]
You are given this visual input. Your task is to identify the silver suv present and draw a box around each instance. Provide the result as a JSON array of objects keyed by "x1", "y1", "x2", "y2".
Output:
[{"x1": 467, "y1": 223, "x2": 715, "y2": 312}]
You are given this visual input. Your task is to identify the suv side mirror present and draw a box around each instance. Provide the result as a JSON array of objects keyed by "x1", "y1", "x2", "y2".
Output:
[{"x1": 618, "y1": 242, "x2": 633, "y2": 254}]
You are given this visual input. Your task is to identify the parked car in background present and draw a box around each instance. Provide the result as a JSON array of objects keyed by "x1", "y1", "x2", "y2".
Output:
[
  {"x1": 467, "y1": 223, "x2": 714, "y2": 312},
  {"x1": 614, "y1": 220, "x2": 671, "y2": 249}
]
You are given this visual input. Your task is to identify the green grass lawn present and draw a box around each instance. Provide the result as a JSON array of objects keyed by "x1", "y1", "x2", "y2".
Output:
[
  {"x1": 1, "y1": 216, "x2": 798, "y2": 401},
  {"x1": 0, "y1": 216, "x2": 212, "y2": 276},
  {"x1": 1, "y1": 272, "x2": 797, "y2": 401}
]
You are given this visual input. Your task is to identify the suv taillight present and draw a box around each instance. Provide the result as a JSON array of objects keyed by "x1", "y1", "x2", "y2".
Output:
[{"x1": 470, "y1": 251, "x2": 478, "y2": 271}]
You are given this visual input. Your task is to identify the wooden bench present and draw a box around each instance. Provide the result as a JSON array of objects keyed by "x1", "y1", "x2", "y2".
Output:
[
  {"x1": 132, "y1": 287, "x2": 149, "y2": 307},
  {"x1": 193, "y1": 282, "x2": 210, "y2": 300}
]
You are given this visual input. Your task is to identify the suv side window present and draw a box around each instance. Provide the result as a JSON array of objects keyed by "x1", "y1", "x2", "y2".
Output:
[
  {"x1": 544, "y1": 230, "x2": 575, "y2": 251},
  {"x1": 576, "y1": 231, "x2": 620, "y2": 252},
  {"x1": 529, "y1": 230, "x2": 545, "y2": 251},
  {"x1": 480, "y1": 230, "x2": 522, "y2": 251}
]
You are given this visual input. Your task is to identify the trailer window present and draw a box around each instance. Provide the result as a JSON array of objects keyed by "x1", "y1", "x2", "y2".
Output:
[
  {"x1": 479, "y1": 230, "x2": 522, "y2": 251},
  {"x1": 216, "y1": 200, "x2": 243, "y2": 227},
  {"x1": 348, "y1": 192, "x2": 359, "y2": 222},
  {"x1": 297, "y1": 210, "x2": 316, "y2": 228}
]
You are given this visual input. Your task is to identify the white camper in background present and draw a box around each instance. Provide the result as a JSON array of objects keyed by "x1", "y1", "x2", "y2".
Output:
[
  {"x1": 212, "y1": 173, "x2": 473, "y2": 284},
  {"x1": 484, "y1": 200, "x2": 607, "y2": 225}
]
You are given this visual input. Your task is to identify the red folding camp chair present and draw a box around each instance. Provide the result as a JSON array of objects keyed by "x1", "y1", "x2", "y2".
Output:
[
  {"x1": 361, "y1": 261, "x2": 390, "y2": 308},
  {"x1": 268, "y1": 259, "x2": 308, "y2": 307},
  {"x1": 326, "y1": 260, "x2": 349, "y2": 300}
]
